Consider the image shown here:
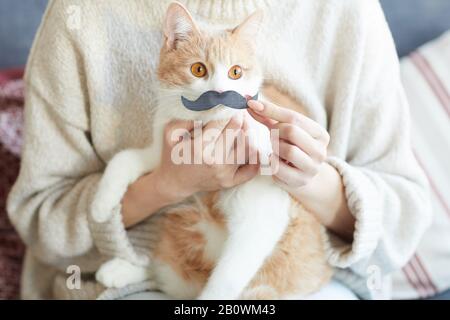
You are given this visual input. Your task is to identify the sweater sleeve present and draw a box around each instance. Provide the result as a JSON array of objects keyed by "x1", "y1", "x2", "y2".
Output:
[
  {"x1": 323, "y1": 2, "x2": 432, "y2": 277},
  {"x1": 6, "y1": 0, "x2": 147, "y2": 269}
]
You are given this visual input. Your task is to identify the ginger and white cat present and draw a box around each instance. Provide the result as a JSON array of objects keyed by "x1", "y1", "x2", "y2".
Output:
[{"x1": 91, "y1": 2, "x2": 331, "y2": 300}]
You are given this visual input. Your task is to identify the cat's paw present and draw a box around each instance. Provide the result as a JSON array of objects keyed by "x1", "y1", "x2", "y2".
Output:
[
  {"x1": 91, "y1": 150, "x2": 150, "y2": 223},
  {"x1": 91, "y1": 183, "x2": 124, "y2": 223},
  {"x1": 96, "y1": 258, "x2": 150, "y2": 289}
]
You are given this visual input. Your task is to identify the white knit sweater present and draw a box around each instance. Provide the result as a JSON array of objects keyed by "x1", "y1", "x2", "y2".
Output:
[{"x1": 7, "y1": 0, "x2": 431, "y2": 299}]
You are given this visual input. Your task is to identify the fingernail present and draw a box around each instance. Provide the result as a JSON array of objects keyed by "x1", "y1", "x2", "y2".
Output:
[{"x1": 247, "y1": 100, "x2": 264, "y2": 112}]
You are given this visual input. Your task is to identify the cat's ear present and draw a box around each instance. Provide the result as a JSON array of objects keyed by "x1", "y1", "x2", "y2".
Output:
[
  {"x1": 231, "y1": 10, "x2": 264, "y2": 41},
  {"x1": 164, "y1": 2, "x2": 201, "y2": 50}
]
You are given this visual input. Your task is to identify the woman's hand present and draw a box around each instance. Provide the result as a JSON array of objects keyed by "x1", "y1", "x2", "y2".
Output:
[
  {"x1": 248, "y1": 99, "x2": 355, "y2": 241},
  {"x1": 247, "y1": 99, "x2": 329, "y2": 188},
  {"x1": 154, "y1": 113, "x2": 259, "y2": 200},
  {"x1": 121, "y1": 113, "x2": 259, "y2": 227}
]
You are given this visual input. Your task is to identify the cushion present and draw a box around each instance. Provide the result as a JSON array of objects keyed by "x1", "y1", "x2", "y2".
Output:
[
  {"x1": 392, "y1": 31, "x2": 450, "y2": 299},
  {"x1": 0, "y1": 0, "x2": 48, "y2": 68},
  {"x1": 380, "y1": 0, "x2": 450, "y2": 57},
  {"x1": 0, "y1": 68, "x2": 25, "y2": 300}
]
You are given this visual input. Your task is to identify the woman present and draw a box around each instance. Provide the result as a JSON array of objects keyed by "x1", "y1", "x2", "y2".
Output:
[{"x1": 7, "y1": 0, "x2": 430, "y2": 299}]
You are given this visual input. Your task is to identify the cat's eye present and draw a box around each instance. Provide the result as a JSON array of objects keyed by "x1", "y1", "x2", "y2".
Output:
[
  {"x1": 191, "y1": 62, "x2": 207, "y2": 78},
  {"x1": 228, "y1": 65, "x2": 242, "y2": 80}
]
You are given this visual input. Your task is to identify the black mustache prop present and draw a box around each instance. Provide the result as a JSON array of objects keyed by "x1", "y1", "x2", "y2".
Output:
[{"x1": 181, "y1": 90, "x2": 259, "y2": 111}]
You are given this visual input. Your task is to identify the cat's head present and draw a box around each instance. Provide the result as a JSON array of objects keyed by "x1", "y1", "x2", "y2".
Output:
[{"x1": 157, "y1": 2, "x2": 264, "y2": 121}]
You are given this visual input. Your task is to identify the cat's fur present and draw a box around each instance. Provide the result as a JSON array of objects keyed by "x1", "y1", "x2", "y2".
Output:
[{"x1": 92, "y1": 2, "x2": 332, "y2": 299}]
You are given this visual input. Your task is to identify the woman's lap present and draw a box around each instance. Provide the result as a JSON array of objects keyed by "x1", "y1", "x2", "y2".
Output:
[{"x1": 120, "y1": 280, "x2": 358, "y2": 300}]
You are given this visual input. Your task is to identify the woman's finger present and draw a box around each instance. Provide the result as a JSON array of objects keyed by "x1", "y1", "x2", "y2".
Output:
[
  {"x1": 270, "y1": 154, "x2": 306, "y2": 188},
  {"x1": 247, "y1": 108, "x2": 277, "y2": 128},
  {"x1": 273, "y1": 123, "x2": 325, "y2": 162},
  {"x1": 200, "y1": 114, "x2": 243, "y2": 164},
  {"x1": 248, "y1": 99, "x2": 329, "y2": 142},
  {"x1": 164, "y1": 120, "x2": 195, "y2": 146},
  {"x1": 275, "y1": 141, "x2": 316, "y2": 175},
  {"x1": 233, "y1": 163, "x2": 260, "y2": 186},
  {"x1": 226, "y1": 129, "x2": 247, "y2": 165},
  {"x1": 248, "y1": 99, "x2": 297, "y2": 124},
  {"x1": 221, "y1": 114, "x2": 245, "y2": 159},
  {"x1": 201, "y1": 114, "x2": 244, "y2": 165}
]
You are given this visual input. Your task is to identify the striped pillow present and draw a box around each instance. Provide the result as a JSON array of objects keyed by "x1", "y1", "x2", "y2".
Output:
[{"x1": 392, "y1": 31, "x2": 450, "y2": 299}]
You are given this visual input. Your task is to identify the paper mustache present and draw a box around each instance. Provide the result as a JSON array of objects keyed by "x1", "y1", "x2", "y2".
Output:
[{"x1": 181, "y1": 90, "x2": 259, "y2": 111}]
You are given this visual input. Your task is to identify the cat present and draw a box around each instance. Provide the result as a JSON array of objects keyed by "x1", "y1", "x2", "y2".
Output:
[{"x1": 91, "y1": 2, "x2": 332, "y2": 300}]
